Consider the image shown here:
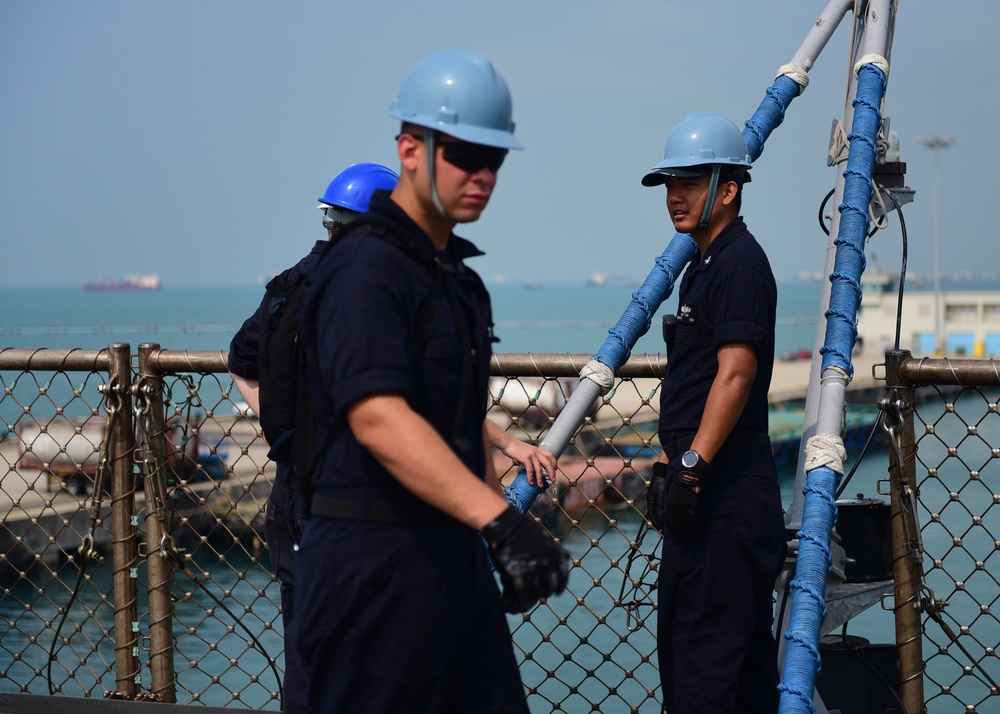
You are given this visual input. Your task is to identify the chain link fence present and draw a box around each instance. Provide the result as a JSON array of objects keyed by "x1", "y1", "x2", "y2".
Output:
[
  {"x1": 7, "y1": 345, "x2": 999, "y2": 711},
  {"x1": 0, "y1": 346, "x2": 666, "y2": 711},
  {"x1": 879, "y1": 351, "x2": 1000, "y2": 713}
]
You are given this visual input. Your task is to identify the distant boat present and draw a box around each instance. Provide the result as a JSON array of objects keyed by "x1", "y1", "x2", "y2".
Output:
[
  {"x1": 83, "y1": 273, "x2": 161, "y2": 291},
  {"x1": 586, "y1": 272, "x2": 637, "y2": 288}
]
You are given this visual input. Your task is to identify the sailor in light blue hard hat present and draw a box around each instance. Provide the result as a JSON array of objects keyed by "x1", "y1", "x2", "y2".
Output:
[
  {"x1": 642, "y1": 112, "x2": 783, "y2": 713},
  {"x1": 389, "y1": 49, "x2": 522, "y2": 223},
  {"x1": 293, "y1": 49, "x2": 568, "y2": 714},
  {"x1": 642, "y1": 112, "x2": 753, "y2": 232}
]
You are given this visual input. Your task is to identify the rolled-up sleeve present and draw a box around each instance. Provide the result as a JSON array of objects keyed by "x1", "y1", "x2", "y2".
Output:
[
  {"x1": 308, "y1": 240, "x2": 419, "y2": 422},
  {"x1": 712, "y1": 266, "x2": 771, "y2": 356}
]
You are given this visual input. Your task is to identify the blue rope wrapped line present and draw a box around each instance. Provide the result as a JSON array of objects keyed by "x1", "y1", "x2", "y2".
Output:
[{"x1": 779, "y1": 62, "x2": 887, "y2": 714}]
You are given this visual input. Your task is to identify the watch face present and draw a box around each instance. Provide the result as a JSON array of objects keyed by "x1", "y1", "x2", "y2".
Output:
[{"x1": 681, "y1": 450, "x2": 699, "y2": 469}]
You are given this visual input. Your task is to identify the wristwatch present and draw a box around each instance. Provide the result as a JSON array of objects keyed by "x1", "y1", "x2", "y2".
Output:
[{"x1": 680, "y1": 449, "x2": 709, "y2": 472}]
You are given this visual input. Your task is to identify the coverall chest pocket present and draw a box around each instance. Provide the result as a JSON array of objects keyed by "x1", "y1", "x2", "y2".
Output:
[{"x1": 674, "y1": 323, "x2": 711, "y2": 348}]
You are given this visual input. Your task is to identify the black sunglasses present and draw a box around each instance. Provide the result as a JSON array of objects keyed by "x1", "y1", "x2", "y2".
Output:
[{"x1": 400, "y1": 132, "x2": 507, "y2": 174}]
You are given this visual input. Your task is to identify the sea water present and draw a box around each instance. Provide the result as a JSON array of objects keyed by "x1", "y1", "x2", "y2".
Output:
[{"x1": 0, "y1": 280, "x2": 824, "y2": 355}]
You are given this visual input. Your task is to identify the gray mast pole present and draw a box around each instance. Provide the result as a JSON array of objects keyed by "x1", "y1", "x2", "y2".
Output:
[
  {"x1": 787, "y1": 0, "x2": 856, "y2": 76},
  {"x1": 784, "y1": 0, "x2": 895, "y2": 534}
]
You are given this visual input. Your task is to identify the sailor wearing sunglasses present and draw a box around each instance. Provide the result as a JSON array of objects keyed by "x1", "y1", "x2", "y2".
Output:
[{"x1": 295, "y1": 50, "x2": 570, "y2": 713}]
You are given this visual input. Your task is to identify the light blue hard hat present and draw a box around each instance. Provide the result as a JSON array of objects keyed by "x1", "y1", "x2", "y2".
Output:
[
  {"x1": 389, "y1": 50, "x2": 522, "y2": 150},
  {"x1": 317, "y1": 163, "x2": 399, "y2": 213},
  {"x1": 642, "y1": 113, "x2": 752, "y2": 187}
]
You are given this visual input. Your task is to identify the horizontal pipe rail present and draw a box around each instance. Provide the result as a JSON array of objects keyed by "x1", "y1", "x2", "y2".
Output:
[
  {"x1": 491, "y1": 352, "x2": 667, "y2": 379},
  {"x1": 113, "y1": 347, "x2": 670, "y2": 380},
  {"x1": 898, "y1": 355, "x2": 1000, "y2": 387},
  {"x1": 0, "y1": 347, "x2": 111, "y2": 371}
]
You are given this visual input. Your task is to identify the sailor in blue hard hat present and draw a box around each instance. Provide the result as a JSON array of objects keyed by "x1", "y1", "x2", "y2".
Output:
[{"x1": 228, "y1": 161, "x2": 398, "y2": 714}]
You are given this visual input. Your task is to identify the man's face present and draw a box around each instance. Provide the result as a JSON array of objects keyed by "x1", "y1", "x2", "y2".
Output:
[
  {"x1": 431, "y1": 133, "x2": 505, "y2": 224},
  {"x1": 662, "y1": 174, "x2": 713, "y2": 234}
]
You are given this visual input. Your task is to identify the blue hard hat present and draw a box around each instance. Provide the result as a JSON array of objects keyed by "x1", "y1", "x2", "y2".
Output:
[
  {"x1": 642, "y1": 113, "x2": 752, "y2": 187},
  {"x1": 317, "y1": 163, "x2": 399, "y2": 213},
  {"x1": 389, "y1": 50, "x2": 522, "y2": 150}
]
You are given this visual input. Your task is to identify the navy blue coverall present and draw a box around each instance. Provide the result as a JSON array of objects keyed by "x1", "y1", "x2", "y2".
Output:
[
  {"x1": 294, "y1": 192, "x2": 528, "y2": 713},
  {"x1": 657, "y1": 217, "x2": 787, "y2": 713},
  {"x1": 228, "y1": 239, "x2": 327, "y2": 714}
]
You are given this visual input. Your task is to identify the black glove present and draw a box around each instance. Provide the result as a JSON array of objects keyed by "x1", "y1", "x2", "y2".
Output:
[
  {"x1": 664, "y1": 456, "x2": 710, "y2": 535},
  {"x1": 646, "y1": 461, "x2": 669, "y2": 531},
  {"x1": 482, "y1": 505, "x2": 570, "y2": 613}
]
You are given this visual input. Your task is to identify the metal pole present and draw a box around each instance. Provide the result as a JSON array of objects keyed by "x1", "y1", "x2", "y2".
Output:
[
  {"x1": 138, "y1": 343, "x2": 176, "y2": 703},
  {"x1": 786, "y1": 0, "x2": 896, "y2": 529},
  {"x1": 786, "y1": 0, "x2": 855, "y2": 74},
  {"x1": 919, "y1": 137, "x2": 953, "y2": 355},
  {"x1": 784, "y1": 38, "x2": 860, "y2": 533},
  {"x1": 883, "y1": 350, "x2": 925, "y2": 712},
  {"x1": 108, "y1": 343, "x2": 140, "y2": 698}
]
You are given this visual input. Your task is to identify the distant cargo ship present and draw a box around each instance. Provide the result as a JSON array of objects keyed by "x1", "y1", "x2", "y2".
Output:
[{"x1": 83, "y1": 273, "x2": 162, "y2": 291}]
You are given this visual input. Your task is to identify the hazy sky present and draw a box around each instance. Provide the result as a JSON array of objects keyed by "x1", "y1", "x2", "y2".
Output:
[{"x1": 2, "y1": 1, "x2": 996, "y2": 288}]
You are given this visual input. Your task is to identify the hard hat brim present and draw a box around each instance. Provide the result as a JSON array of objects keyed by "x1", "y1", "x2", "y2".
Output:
[
  {"x1": 390, "y1": 110, "x2": 523, "y2": 150},
  {"x1": 641, "y1": 167, "x2": 709, "y2": 186},
  {"x1": 641, "y1": 166, "x2": 751, "y2": 187}
]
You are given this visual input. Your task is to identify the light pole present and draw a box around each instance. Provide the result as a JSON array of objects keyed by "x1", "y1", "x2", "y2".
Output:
[{"x1": 920, "y1": 136, "x2": 953, "y2": 354}]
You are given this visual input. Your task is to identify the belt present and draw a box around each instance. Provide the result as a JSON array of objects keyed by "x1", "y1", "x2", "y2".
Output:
[
  {"x1": 661, "y1": 431, "x2": 771, "y2": 459},
  {"x1": 310, "y1": 494, "x2": 450, "y2": 527}
]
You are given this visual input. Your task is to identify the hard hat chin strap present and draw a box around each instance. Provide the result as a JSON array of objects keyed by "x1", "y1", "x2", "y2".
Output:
[
  {"x1": 697, "y1": 165, "x2": 721, "y2": 231},
  {"x1": 423, "y1": 127, "x2": 451, "y2": 221}
]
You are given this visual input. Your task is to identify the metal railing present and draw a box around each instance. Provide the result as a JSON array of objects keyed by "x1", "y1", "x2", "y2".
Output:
[
  {"x1": 0, "y1": 346, "x2": 665, "y2": 711},
  {"x1": 6, "y1": 345, "x2": 999, "y2": 712},
  {"x1": 882, "y1": 350, "x2": 1000, "y2": 713}
]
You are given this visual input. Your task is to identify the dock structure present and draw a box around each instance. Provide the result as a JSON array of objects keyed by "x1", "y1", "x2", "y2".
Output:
[
  {"x1": 768, "y1": 350, "x2": 883, "y2": 405},
  {"x1": 0, "y1": 417, "x2": 272, "y2": 578}
]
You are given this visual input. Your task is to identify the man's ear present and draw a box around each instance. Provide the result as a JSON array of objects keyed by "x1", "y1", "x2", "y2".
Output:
[
  {"x1": 398, "y1": 132, "x2": 422, "y2": 173},
  {"x1": 719, "y1": 179, "x2": 739, "y2": 206}
]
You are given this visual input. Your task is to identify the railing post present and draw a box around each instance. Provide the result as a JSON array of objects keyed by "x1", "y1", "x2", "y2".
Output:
[
  {"x1": 883, "y1": 349, "x2": 925, "y2": 712},
  {"x1": 137, "y1": 343, "x2": 177, "y2": 703},
  {"x1": 108, "y1": 343, "x2": 140, "y2": 698}
]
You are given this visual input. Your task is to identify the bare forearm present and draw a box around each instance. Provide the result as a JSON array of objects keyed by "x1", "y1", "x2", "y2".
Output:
[
  {"x1": 690, "y1": 343, "x2": 757, "y2": 463},
  {"x1": 230, "y1": 373, "x2": 260, "y2": 416},
  {"x1": 349, "y1": 395, "x2": 508, "y2": 530},
  {"x1": 485, "y1": 418, "x2": 557, "y2": 485},
  {"x1": 691, "y1": 378, "x2": 751, "y2": 461}
]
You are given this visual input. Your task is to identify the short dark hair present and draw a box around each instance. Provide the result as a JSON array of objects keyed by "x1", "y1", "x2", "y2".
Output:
[{"x1": 400, "y1": 121, "x2": 427, "y2": 137}]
